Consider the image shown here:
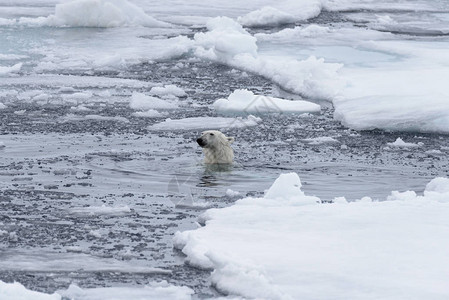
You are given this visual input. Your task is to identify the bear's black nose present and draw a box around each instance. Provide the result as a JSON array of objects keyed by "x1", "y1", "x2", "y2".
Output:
[{"x1": 197, "y1": 138, "x2": 206, "y2": 147}]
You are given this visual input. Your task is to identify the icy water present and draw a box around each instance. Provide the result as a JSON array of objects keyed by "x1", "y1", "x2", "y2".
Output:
[{"x1": 1, "y1": 1, "x2": 449, "y2": 298}]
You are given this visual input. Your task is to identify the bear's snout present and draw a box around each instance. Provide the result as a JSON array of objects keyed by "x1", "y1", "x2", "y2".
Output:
[{"x1": 197, "y1": 138, "x2": 207, "y2": 147}]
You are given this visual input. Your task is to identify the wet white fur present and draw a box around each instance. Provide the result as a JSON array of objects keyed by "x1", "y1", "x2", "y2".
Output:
[{"x1": 198, "y1": 130, "x2": 234, "y2": 164}]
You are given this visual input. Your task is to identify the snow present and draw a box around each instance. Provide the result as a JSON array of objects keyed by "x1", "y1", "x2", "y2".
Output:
[
  {"x1": 0, "y1": 280, "x2": 193, "y2": 300},
  {"x1": 238, "y1": 6, "x2": 296, "y2": 27},
  {"x1": 130, "y1": 92, "x2": 178, "y2": 110},
  {"x1": 174, "y1": 173, "x2": 449, "y2": 299},
  {"x1": 213, "y1": 89, "x2": 320, "y2": 114},
  {"x1": 387, "y1": 137, "x2": 422, "y2": 148},
  {"x1": 148, "y1": 115, "x2": 262, "y2": 131},
  {"x1": 0, "y1": 103, "x2": 6, "y2": 109}
]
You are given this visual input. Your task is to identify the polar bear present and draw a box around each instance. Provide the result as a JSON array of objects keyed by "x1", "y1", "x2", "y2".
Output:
[{"x1": 196, "y1": 130, "x2": 234, "y2": 164}]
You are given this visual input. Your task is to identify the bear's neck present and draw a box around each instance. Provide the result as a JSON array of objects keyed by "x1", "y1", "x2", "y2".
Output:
[{"x1": 203, "y1": 145, "x2": 234, "y2": 164}]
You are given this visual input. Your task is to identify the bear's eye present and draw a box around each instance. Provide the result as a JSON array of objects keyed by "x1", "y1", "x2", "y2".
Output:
[{"x1": 209, "y1": 133, "x2": 214, "y2": 136}]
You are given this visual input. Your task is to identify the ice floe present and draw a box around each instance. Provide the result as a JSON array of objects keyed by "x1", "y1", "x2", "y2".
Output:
[
  {"x1": 213, "y1": 89, "x2": 320, "y2": 114},
  {"x1": 174, "y1": 172, "x2": 449, "y2": 299},
  {"x1": 149, "y1": 115, "x2": 261, "y2": 131}
]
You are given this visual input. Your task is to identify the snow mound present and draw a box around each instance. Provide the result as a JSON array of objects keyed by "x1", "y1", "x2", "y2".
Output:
[
  {"x1": 130, "y1": 92, "x2": 178, "y2": 110},
  {"x1": 238, "y1": 6, "x2": 296, "y2": 27},
  {"x1": 174, "y1": 173, "x2": 449, "y2": 299},
  {"x1": 35, "y1": 0, "x2": 171, "y2": 28},
  {"x1": 148, "y1": 115, "x2": 261, "y2": 131},
  {"x1": 213, "y1": 89, "x2": 320, "y2": 114}
]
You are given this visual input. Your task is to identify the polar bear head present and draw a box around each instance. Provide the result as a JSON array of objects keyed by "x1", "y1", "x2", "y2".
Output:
[{"x1": 196, "y1": 130, "x2": 235, "y2": 164}]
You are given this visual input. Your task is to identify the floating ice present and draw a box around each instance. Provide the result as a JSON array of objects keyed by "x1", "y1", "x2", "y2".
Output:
[
  {"x1": 0, "y1": 280, "x2": 193, "y2": 300},
  {"x1": 150, "y1": 85, "x2": 187, "y2": 98},
  {"x1": 0, "y1": 103, "x2": 6, "y2": 109},
  {"x1": 22, "y1": 0, "x2": 171, "y2": 28},
  {"x1": 387, "y1": 137, "x2": 422, "y2": 148},
  {"x1": 130, "y1": 92, "x2": 178, "y2": 110},
  {"x1": 213, "y1": 89, "x2": 320, "y2": 114},
  {"x1": 303, "y1": 136, "x2": 340, "y2": 145},
  {"x1": 60, "y1": 114, "x2": 130, "y2": 123},
  {"x1": 175, "y1": 173, "x2": 449, "y2": 299},
  {"x1": 69, "y1": 205, "x2": 132, "y2": 216},
  {"x1": 195, "y1": 17, "x2": 343, "y2": 100},
  {"x1": 238, "y1": 6, "x2": 296, "y2": 27},
  {"x1": 132, "y1": 109, "x2": 165, "y2": 118},
  {"x1": 149, "y1": 115, "x2": 261, "y2": 131},
  {"x1": 0, "y1": 63, "x2": 22, "y2": 76}
]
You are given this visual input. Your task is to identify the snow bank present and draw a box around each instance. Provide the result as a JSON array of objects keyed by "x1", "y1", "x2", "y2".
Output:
[
  {"x1": 0, "y1": 63, "x2": 22, "y2": 76},
  {"x1": 22, "y1": 0, "x2": 171, "y2": 28},
  {"x1": 130, "y1": 92, "x2": 178, "y2": 110},
  {"x1": 194, "y1": 17, "x2": 343, "y2": 100},
  {"x1": 238, "y1": 6, "x2": 296, "y2": 27},
  {"x1": 149, "y1": 115, "x2": 261, "y2": 131},
  {"x1": 0, "y1": 280, "x2": 193, "y2": 300},
  {"x1": 213, "y1": 89, "x2": 320, "y2": 114},
  {"x1": 174, "y1": 173, "x2": 449, "y2": 299}
]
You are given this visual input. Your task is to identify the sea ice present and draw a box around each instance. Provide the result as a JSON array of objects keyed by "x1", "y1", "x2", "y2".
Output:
[
  {"x1": 0, "y1": 63, "x2": 22, "y2": 76},
  {"x1": 130, "y1": 92, "x2": 178, "y2": 110},
  {"x1": 387, "y1": 137, "x2": 422, "y2": 148},
  {"x1": 213, "y1": 89, "x2": 320, "y2": 114},
  {"x1": 149, "y1": 115, "x2": 262, "y2": 131},
  {"x1": 175, "y1": 173, "x2": 449, "y2": 299},
  {"x1": 238, "y1": 6, "x2": 296, "y2": 27}
]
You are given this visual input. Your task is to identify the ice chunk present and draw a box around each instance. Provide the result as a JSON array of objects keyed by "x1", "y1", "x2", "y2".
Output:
[
  {"x1": 387, "y1": 138, "x2": 421, "y2": 148},
  {"x1": 0, "y1": 103, "x2": 6, "y2": 109},
  {"x1": 150, "y1": 85, "x2": 187, "y2": 98},
  {"x1": 214, "y1": 89, "x2": 320, "y2": 114},
  {"x1": 303, "y1": 136, "x2": 340, "y2": 145},
  {"x1": 149, "y1": 115, "x2": 261, "y2": 131},
  {"x1": 132, "y1": 109, "x2": 165, "y2": 118},
  {"x1": 130, "y1": 92, "x2": 178, "y2": 110},
  {"x1": 0, "y1": 63, "x2": 22, "y2": 76}
]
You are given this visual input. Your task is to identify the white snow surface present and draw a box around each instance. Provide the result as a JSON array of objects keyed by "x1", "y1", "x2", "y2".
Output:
[
  {"x1": 174, "y1": 173, "x2": 449, "y2": 299},
  {"x1": 0, "y1": 280, "x2": 193, "y2": 300},
  {"x1": 237, "y1": 6, "x2": 296, "y2": 27},
  {"x1": 387, "y1": 137, "x2": 422, "y2": 148},
  {"x1": 214, "y1": 89, "x2": 320, "y2": 114}
]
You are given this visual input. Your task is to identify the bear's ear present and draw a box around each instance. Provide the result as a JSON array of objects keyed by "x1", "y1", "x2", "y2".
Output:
[{"x1": 227, "y1": 137, "x2": 235, "y2": 144}]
